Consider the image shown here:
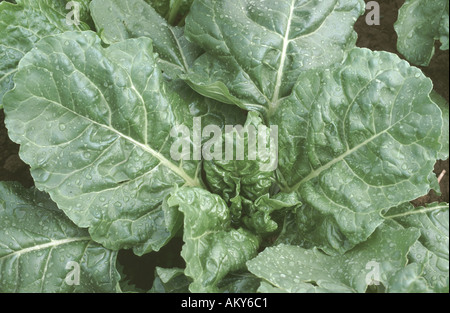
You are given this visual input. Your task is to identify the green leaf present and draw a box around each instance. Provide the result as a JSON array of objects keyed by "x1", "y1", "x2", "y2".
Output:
[
  {"x1": 386, "y1": 202, "x2": 449, "y2": 292},
  {"x1": 3, "y1": 31, "x2": 241, "y2": 255},
  {"x1": 395, "y1": 0, "x2": 449, "y2": 66},
  {"x1": 90, "y1": 0, "x2": 201, "y2": 78},
  {"x1": 184, "y1": 0, "x2": 365, "y2": 114},
  {"x1": 145, "y1": 0, "x2": 193, "y2": 25},
  {"x1": 271, "y1": 48, "x2": 443, "y2": 253},
  {"x1": 243, "y1": 192, "x2": 301, "y2": 235},
  {"x1": 247, "y1": 222, "x2": 421, "y2": 293},
  {"x1": 387, "y1": 263, "x2": 431, "y2": 293},
  {"x1": 203, "y1": 111, "x2": 275, "y2": 203},
  {"x1": 217, "y1": 271, "x2": 261, "y2": 293},
  {"x1": 168, "y1": 187, "x2": 259, "y2": 292},
  {"x1": 275, "y1": 204, "x2": 355, "y2": 255},
  {"x1": 430, "y1": 91, "x2": 449, "y2": 160},
  {"x1": 149, "y1": 267, "x2": 191, "y2": 293},
  {"x1": 0, "y1": 0, "x2": 92, "y2": 108},
  {"x1": 0, "y1": 181, "x2": 120, "y2": 292}
]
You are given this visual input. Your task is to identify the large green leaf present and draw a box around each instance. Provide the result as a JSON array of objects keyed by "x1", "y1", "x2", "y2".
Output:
[
  {"x1": 386, "y1": 202, "x2": 449, "y2": 292},
  {"x1": 90, "y1": 0, "x2": 201, "y2": 78},
  {"x1": 168, "y1": 187, "x2": 259, "y2": 292},
  {"x1": 247, "y1": 222, "x2": 421, "y2": 293},
  {"x1": 395, "y1": 0, "x2": 449, "y2": 66},
  {"x1": 3, "y1": 31, "x2": 242, "y2": 255},
  {"x1": 270, "y1": 48, "x2": 443, "y2": 253},
  {"x1": 0, "y1": 0, "x2": 92, "y2": 108},
  {"x1": 183, "y1": 0, "x2": 365, "y2": 113},
  {"x1": 0, "y1": 181, "x2": 120, "y2": 292}
]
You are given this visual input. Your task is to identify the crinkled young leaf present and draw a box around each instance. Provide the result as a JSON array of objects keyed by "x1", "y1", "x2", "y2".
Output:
[
  {"x1": 0, "y1": 0, "x2": 92, "y2": 109},
  {"x1": 247, "y1": 222, "x2": 420, "y2": 293},
  {"x1": 3, "y1": 31, "x2": 242, "y2": 255},
  {"x1": 243, "y1": 192, "x2": 301, "y2": 235},
  {"x1": 149, "y1": 267, "x2": 191, "y2": 293},
  {"x1": 271, "y1": 48, "x2": 443, "y2": 253},
  {"x1": 203, "y1": 111, "x2": 275, "y2": 203},
  {"x1": 386, "y1": 202, "x2": 449, "y2": 292},
  {"x1": 168, "y1": 187, "x2": 259, "y2": 292},
  {"x1": 0, "y1": 181, "x2": 120, "y2": 292},
  {"x1": 183, "y1": 0, "x2": 365, "y2": 113},
  {"x1": 90, "y1": 0, "x2": 202, "y2": 78},
  {"x1": 395, "y1": 0, "x2": 449, "y2": 66}
]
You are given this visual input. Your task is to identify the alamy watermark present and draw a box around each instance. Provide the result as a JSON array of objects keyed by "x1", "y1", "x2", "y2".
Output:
[
  {"x1": 169, "y1": 117, "x2": 279, "y2": 172},
  {"x1": 365, "y1": 260, "x2": 381, "y2": 286},
  {"x1": 65, "y1": 261, "x2": 81, "y2": 286},
  {"x1": 66, "y1": 1, "x2": 81, "y2": 26},
  {"x1": 366, "y1": 1, "x2": 381, "y2": 26}
]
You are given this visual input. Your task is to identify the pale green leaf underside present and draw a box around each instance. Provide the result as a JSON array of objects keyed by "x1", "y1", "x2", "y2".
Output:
[
  {"x1": 184, "y1": 0, "x2": 365, "y2": 113},
  {"x1": 395, "y1": 0, "x2": 449, "y2": 66},
  {"x1": 0, "y1": 0, "x2": 91, "y2": 108},
  {"x1": 168, "y1": 187, "x2": 259, "y2": 293},
  {"x1": 3, "y1": 31, "x2": 229, "y2": 255},
  {"x1": 271, "y1": 48, "x2": 443, "y2": 252},
  {"x1": 247, "y1": 222, "x2": 420, "y2": 293},
  {"x1": 0, "y1": 181, "x2": 120, "y2": 293}
]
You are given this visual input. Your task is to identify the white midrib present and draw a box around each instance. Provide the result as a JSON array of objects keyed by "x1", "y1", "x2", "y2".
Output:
[
  {"x1": 0, "y1": 237, "x2": 91, "y2": 261},
  {"x1": 384, "y1": 205, "x2": 450, "y2": 219},
  {"x1": 32, "y1": 95, "x2": 200, "y2": 188},
  {"x1": 270, "y1": 0, "x2": 295, "y2": 113},
  {"x1": 287, "y1": 112, "x2": 412, "y2": 193}
]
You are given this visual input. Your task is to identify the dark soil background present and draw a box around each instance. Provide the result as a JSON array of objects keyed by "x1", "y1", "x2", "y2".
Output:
[{"x1": 0, "y1": 0, "x2": 448, "y2": 290}]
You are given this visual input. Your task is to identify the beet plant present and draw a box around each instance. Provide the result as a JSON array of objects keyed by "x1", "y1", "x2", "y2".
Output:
[{"x1": 0, "y1": 0, "x2": 448, "y2": 293}]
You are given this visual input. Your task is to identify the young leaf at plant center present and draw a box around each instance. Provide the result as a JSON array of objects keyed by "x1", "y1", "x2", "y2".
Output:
[
  {"x1": 3, "y1": 31, "x2": 243, "y2": 255},
  {"x1": 270, "y1": 47, "x2": 444, "y2": 253},
  {"x1": 168, "y1": 187, "x2": 259, "y2": 292},
  {"x1": 395, "y1": 0, "x2": 449, "y2": 66},
  {"x1": 243, "y1": 192, "x2": 302, "y2": 235},
  {"x1": 385, "y1": 202, "x2": 449, "y2": 292},
  {"x1": 247, "y1": 221, "x2": 421, "y2": 293},
  {"x1": 145, "y1": 0, "x2": 193, "y2": 25},
  {"x1": 183, "y1": 0, "x2": 365, "y2": 113},
  {"x1": 203, "y1": 111, "x2": 275, "y2": 204},
  {"x1": 90, "y1": 0, "x2": 201, "y2": 79},
  {"x1": 0, "y1": 181, "x2": 120, "y2": 292},
  {"x1": 0, "y1": 0, "x2": 92, "y2": 109}
]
